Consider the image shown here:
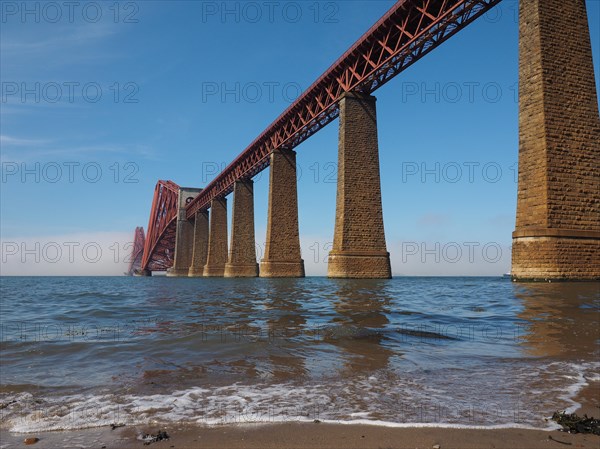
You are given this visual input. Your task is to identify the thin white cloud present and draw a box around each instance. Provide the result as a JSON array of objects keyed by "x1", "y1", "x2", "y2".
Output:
[
  {"x1": 0, "y1": 135, "x2": 50, "y2": 146},
  {"x1": 1, "y1": 22, "x2": 119, "y2": 55},
  {"x1": 0, "y1": 22, "x2": 126, "y2": 75},
  {"x1": 0, "y1": 135, "x2": 156, "y2": 161}
]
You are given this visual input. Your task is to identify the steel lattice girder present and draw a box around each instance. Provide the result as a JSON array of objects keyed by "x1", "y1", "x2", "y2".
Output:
[
  {"x1": 141, "y1": 180, "x2": 180, "y2": 271},
  {"x1": 186, "y1": 0, "x2": 503, "y2": 219},
  {"x1": 126, "y1": 226, "x2": 146, "y2": 275}
]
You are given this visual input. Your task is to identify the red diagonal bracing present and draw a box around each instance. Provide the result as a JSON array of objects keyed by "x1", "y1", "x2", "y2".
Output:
[
  {"x1": 126, "y1": 226, "x2": 146, "y2": 275},
  {"x1": 186, "y1": 0, "x2": 503, "y2": 219},
  {"x1": 141, "y1": 180, "x2": 180, "y2": 272}
]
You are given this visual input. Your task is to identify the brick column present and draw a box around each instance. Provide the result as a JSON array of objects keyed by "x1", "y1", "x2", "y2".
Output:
[
  {"x1": 328, "y1": 92, "x2": 391, "y2": 279},
  {"x1": 203, "y1": 197, "x2": 228, "y2": 277},
  {"x1": 260, "y1": 148, "x2": 305, "y2": 277},
  {"x1": 188, "y1": 210, "x2": 209, "y2": 277},
  {"x1": 225, "y1": 179, "x2": 259, "y2": 277},
  {"x1": 167, "y1": 187, "x2": 203, "y2": 277},
  {"x1": 512, "y1": 0, "x2": 600, "y2": 281}
]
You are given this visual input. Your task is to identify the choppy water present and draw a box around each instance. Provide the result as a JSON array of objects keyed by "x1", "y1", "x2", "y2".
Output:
[{"x1": 0, "y1": 276, "x2": 598, "y2": 432}]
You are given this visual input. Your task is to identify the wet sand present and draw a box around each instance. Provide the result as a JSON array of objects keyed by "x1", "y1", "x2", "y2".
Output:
[
  {"x1": 2, "y1": 424, "x2": 598, "y2": 449},
  {"x1": 2, "y1": 382, "x2": 597, "y2": 449},
  {"x1": 575, "y1": 380, "x2": 600, "y2": 419}
]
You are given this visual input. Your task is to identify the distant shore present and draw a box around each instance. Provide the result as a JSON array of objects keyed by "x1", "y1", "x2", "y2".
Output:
[{"x1": 1, "y1": 382, "x2": 597, "y2": 449}]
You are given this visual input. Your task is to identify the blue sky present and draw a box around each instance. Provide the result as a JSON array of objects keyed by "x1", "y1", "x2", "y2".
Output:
[{"x1": 1, "y1": 0, "x2": 599, "y2": 276}]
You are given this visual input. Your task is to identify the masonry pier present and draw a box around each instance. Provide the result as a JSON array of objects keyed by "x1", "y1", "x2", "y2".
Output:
[
  {"x1": 224, "y1": 179, "x2": 259, "y2": 277},
  {"x1": 166, "y1": 187, "x2": 203, "y2": 277},
  {"x1": 260, "y1": 148, "x2": 305, "y2": 278},
  {"x1": 203, "y1": 197, "x2": 229, "y2": 277},
  {"x1": 188, "y1": 210, "x2": 209, "y2": 277},
  {"x1": 328, "y1": 92, "x2": 391, "y2": 279},
  {"x1": 512, "y1": 0, "x2": 600, "y2": 281}
]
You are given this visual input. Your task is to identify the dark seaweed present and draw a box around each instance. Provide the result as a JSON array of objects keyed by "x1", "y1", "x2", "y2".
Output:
[
  {"x1": 552, "y1": 411, "x2": 600, "y2": 435},
  {"x1": 142, "y1": 430, "x2": 170, "y2": 445}
]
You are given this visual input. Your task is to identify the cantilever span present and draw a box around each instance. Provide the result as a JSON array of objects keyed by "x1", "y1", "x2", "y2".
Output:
[
  {"x1": 140, "y1": 0, "x2": 506, "y2": 275},
  {"x1": 140, "y1": 180, "x2": 180, "y2": 273},
  {"x1": 185, "y1": 0, "x2": 504, "y2": 219},
  {"x1": 136, "y1": 0, "x2": 600, "y2": 280},
  {"x1": 125, "y1": 227, "x2": 146, "y2": 276}
]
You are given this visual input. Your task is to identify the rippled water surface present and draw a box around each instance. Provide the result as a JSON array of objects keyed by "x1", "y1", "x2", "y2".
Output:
[{"x1": 0, "y1": 276, "x2": 598, "y2": 431}]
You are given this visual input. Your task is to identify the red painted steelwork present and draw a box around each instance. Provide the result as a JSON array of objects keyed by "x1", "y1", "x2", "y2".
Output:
[
  {"x1": 141, "y1": 181, "x2": 180, "y2": 271},
  {"x1": 126, "y1": 226, "x2": 146, "y2": 275},
  {"x1": 141, "y1": 0, "x2": 504, "y2": 272},
  {"x1": 186, "y1": 0, "x2": 503, "y2": 219}
]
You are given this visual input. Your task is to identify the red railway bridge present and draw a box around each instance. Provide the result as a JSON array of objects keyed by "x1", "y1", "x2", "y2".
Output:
[{"x1": 130, "y1": 0, "x2": 600, "y2": 281}]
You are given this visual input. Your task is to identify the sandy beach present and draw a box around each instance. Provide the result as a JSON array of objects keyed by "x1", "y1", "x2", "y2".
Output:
[
  {"x1": 2, "y1": 422, "x2": 598, "y2": 449},
  {"x1": 2, "y1": 382, "x2": 597, "y2": 449}
]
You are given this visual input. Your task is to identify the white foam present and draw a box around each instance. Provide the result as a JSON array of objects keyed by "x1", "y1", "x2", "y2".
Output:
[
  {"x1": 3, "y1": 360, "x2": 598, "y2": 433},
  {"x1": 317, "y1": 419, "x2": 545, "y2": 431},
  {"x1": 555, "y1": 361, "x2": 598, "y2": 415}
]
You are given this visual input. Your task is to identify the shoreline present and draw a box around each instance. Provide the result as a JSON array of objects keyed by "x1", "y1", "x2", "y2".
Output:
[
  {"x1": 2, "y1": 382, "x2": 597, "y2": 449},
  {"x1": 573, "y1": 379, "x2": 599, "y2": 418},
  {"x1": 1, "y1": 423, "x2": 598, "y2": 449}
]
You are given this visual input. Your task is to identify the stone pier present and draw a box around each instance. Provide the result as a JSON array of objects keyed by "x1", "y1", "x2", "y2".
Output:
[
  {"x1": 203, "y1": 197, "x2": 229, "y2": 277},
  {"x1": 328, "y1": 92, "x2": 391, "y2": 279},
  {"x1": 260, "y1": 148, "x2": 305, "y2": 277},
  {"x1": 166, "y1": 187, "x2": 203, "y2": 277},
  {"x1": 512, "y1": 0, "x2": 600, "y2": 281},
  {"x1": 224, "y1": 179, "x2": 259, "y2": 277},
  {"x1": 188, "y1": 210, "x2": 209, "y2": 277}
]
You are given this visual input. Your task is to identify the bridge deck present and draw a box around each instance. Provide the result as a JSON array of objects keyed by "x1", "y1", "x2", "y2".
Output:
[{"x1": 185, "y1": 0, "x2": 503, "y2": 219}]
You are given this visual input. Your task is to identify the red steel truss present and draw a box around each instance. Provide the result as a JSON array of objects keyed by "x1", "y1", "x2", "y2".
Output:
[
  {"x1": 139, "y1": 0, "x2": 503, "y2": 272},
  {"x1": 186, "y1": 0, "x2": 503, "y2": 218},
  {"x1": 126, "y1": 226, "x2": 146, "y2": 275},
  {"x1": 141, "y1": 180, "x2": 180, "y2": 272}
]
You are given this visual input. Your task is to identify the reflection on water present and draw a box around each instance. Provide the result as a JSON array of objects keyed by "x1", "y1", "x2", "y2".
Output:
[
  {"x1": 0, "y1": 277, "x2": 598, "y2": 430},
  {"x1": 515, "y1": 282, "x2": 600, "y2": 358},
  {"x1": 329, "y1": 280, "x2": 394, "y2": 375},
  {"x1": 264, "y1": 280, "x2": 308, "y2": 380}
]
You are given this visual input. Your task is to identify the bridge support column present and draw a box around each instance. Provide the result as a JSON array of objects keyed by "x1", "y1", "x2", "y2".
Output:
[
  {"x1": 203, "y1": 197, "x2": 228, "y2": 277},
  {"x1": 225, "y1": 179, "x2": 259, "y2": 277},
  {"x1": 167, "y1": 187, "x2": 203, "y2": 277},
  {"x1": 260, "y1": 148, "x2": 305, "y2": 277},
  {"x1": 188, "y1": 210, "x2": 209, "y2": 277},
  {"x1": 512, "y1": 0, "x2": 600, "y2": 281},
  {"x1": 328, "y1": 92, "x2": 391, "y2": 279}
]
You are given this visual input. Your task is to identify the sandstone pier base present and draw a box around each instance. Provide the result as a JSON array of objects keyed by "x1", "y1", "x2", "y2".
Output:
[
  {"x1": 260, "y1": 149, "x2": 305, "y2": 278},
  {"x1": 167, "y1": 187, "x2": 203, "y2": 277},
  {"x1": 203, "y1": 198, "x2": 228, "y2": 277},
  {"x1": 188, "y1": 210, "x2": 209, "y2": 277},
  {"x1": 328, "y1": 92, "x2": 391, "y2": 279},
  {"x1": 512, "y1": 0, "x2": 600, "y2": 281},
  {"x1": 225, "y1": 179, "x2": 259, "y2": 277}
]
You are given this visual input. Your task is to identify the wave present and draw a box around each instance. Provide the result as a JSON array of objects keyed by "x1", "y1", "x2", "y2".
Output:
[{"x1": 2, "y1": 361, "x2": 597, "y2": 433}]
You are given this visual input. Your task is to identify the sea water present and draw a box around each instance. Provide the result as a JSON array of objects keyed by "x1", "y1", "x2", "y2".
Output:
[{"x1": 0, "y1": 276, "x2": 598, "y2": 432}]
